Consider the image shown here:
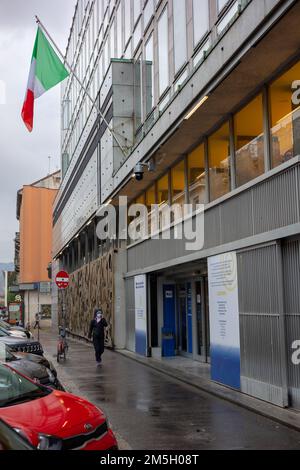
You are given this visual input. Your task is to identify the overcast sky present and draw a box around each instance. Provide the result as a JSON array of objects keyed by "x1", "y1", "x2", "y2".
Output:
[{"x1": 0, "y1": 0, "x2": 76, "y2": 263}]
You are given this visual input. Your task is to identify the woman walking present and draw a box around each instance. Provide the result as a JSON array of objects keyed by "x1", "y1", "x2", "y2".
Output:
[{"x1": 88, "y1": 309, "x2": 108, "y2": 365}]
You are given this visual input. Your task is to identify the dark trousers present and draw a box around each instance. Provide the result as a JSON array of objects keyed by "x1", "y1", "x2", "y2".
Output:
[{"x1": 93, "y1": 337, "x2": 104, "y2": 362}]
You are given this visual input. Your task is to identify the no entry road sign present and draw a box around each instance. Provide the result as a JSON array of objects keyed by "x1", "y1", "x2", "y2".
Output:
[{"x1": 55, "y1": 271, "x2": 70, "y2": 289}]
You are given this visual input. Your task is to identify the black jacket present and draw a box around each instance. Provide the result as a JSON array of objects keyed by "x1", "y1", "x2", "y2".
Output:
[{"x1": 88, "y1": 318, "x2": 107, "y2": 340}]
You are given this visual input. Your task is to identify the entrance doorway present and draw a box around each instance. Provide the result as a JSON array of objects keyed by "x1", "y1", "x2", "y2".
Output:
[
  {"x1": 177, "y1": 283, "x2": 193, "y2": 356},
  {"x1": 195, "y1": 277, "x2": 210, "y2": 362}
]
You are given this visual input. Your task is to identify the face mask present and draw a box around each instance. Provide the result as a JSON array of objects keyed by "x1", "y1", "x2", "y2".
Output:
[{"x1": 96, "y1": 314, "x2": 101, "y2": 321}]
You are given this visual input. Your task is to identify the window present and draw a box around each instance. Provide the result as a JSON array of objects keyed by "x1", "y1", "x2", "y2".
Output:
[
  {"x1": 234, "y1": 94, "x2": 265, "y2": 187},
  {"x1": 173, "y1": 0, "x2": 187, "y2": 73},
  {"x1": 134, "y1": 56, "x2": 142, "y2": 131},
  {"x1": 158, "y1": 8, "x2": 169, "y2": 96},
  {"x1": 269, "y1": 61, "x2": 300, "y2": 168},
  {"x1": 188, "y1": 143, "x2": 206, "y2": 208},
  {"x1": 144, "y1": 0, "x2": 154, "y2": 31},
  {"x1": 218, "y1": 0, "x2": 228, "y2": 13},
  {"x1": 133, "y1": 18, "x2": 142, "y2": 52},
  {"x1": 124, "y1": 0, "x2": 132, "y2": 46},
  {"x1": 116, "y1": 2, "x2": 123, "y2": 57},
  {"x1": 134, "y1": 0, "x2": 141, "y2": 25},
  {"x1": 193, "y1": 0, "x2": 209, "y2": 47},
  {"x1": 145, "y1": 33, "x2": 154, "y2": 114},
  {"x1": 110, "y1": 21, "x2": 115, "y2": 58},
  {"x1": 171, "y1": 160, "x2": 186, "y2": 207},
  {"x1": 217, "y1": 1, "x2": 239, "y2": 36},
  {"x1": 157, "y1": 173, "x2": 169, "y2": 229},
  {"x1": 146, "y1": 184, "x2": 157, "y2": 233},
  {"x1": 208, "y1": 122, "x2": 230, "y2": 201},
  {"x1": 146, "y1": 184, "x2": 156, "y2": 211}
]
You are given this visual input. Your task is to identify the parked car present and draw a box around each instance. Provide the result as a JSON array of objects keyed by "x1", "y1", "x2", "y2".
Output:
[
  {"x1": 0, "y1": 319, "x2": 33, "y2": 339},
  {"x1": 0, "y1": 419, "x2": 34, "y2": 450},
  {"x1": 0, "y1": 327, "x2": 43, "y2": 356},
  {"x1": 0, "y1": 344, "x2": 64, "y2": 391},
  {"x1": 0, "y1": 364, "x2": 118, "y2": 450}
]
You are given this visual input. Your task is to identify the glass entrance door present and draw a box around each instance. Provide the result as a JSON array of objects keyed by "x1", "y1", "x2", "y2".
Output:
[
  {"x1": 177, "y1": 283, "x2": 193, "y2": 356},
  {"x1": 196, "y1": 277, "x2": 210, "y2": 362}
]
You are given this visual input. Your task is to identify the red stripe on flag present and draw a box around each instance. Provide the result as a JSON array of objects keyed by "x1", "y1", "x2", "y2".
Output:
[{"x1": 21, "y1": 89, "x2": 34, "y2": 132}]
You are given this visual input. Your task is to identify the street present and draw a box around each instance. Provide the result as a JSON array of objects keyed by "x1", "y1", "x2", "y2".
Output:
[{"x1": 42, "y1": 330, "x2": 300, "y2": 451}]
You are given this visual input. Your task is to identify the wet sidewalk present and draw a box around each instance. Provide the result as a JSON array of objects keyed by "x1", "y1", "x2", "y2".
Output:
[{"x1": 40, "y1": 329, "x2": 300, "y2": 450}]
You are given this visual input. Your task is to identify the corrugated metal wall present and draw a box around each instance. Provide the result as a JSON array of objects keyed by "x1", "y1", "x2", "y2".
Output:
[
  {"x1": 283, "y1": 239, "x2": 300, "y2": 409},
  {"x1": 125, "y1": 277, "x2": 135, "y2": 352},
  {"x1": 237, "y1": 245, "x2": 285, "y2": 407}
]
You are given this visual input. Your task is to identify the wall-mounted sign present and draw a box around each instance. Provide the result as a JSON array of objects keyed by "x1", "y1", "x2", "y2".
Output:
[
  {"x1": 208, "y1": 252, "x2": 241, "y2": 390},
  {"x1": 134, "y1": 275, "x2": 147, "y2": 356}
]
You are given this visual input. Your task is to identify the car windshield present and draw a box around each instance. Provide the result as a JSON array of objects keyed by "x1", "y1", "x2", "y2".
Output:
[
  {"x1": 0, "y1": 327, "x2": 9, "y2": 337},
  {"x1": 0, "y1": 364, "x2": 50, "y2": 408},
  {"x1": 0, "y1": 320, "x2": 11, "y2": 330},
  {"x1": 0, "y1": 344, "x2": 16, "y2": 362}
]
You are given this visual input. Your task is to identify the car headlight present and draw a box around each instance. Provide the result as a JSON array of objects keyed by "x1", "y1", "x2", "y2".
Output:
[{"x1": 37, "y1": 434, "x2": 63, "y2": 450}]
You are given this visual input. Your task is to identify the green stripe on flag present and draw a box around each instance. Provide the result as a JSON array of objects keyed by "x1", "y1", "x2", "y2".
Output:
[{"x1": 32, "y1": 27, "x2": 69, "y2": 92}]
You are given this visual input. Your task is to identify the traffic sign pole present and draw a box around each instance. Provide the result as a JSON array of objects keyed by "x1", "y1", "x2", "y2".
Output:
[{"x1": 55, "y1": 271, "x2": 70, "y2": 331}]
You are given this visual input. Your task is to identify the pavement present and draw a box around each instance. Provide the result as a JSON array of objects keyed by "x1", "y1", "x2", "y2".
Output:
[{"x1": 40, "y1": 328, "x2": 300, "y2": 450}]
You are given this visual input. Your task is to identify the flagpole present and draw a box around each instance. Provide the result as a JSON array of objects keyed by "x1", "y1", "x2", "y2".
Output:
[{"x1": 35, "y1": 15, "x2": 127, "y2": 158}]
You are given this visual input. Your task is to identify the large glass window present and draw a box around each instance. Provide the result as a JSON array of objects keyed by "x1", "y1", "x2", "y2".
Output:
[
  {"x1": 193, "y1": 0, "x2": 209, "y2": 47},
  {"x1": 269, "y1": 61, "x2": 300, "y2": 168},
  {"x1": 234, "y1": 94, "x2": 265, "y2": 187},
  {"x1": 208, "y1": 122, "x2": 230, "y2": 201},
  {"x1": 157, "y1": 173, "x2": 169, "y2": 229},
  {"x1": 124, "y1": 0, "x2": 132, "y2": 46},
  {"x1": 145, "y1": 33, "x2": 154, "y2": 115},
  {"x1": 134, "y1": 0, "x2": 141, "y2": 25},
  {"x1": 134, "y1": 56, "x2": 142, "y2": 131},
  {"x1": 171, "y1": 160, "x2": 186, "y2": 207},
  {"x1": 144, "y1": 0, "x2": 154, "y2": 31},
  {"x1": 218, "y1": 0, "x2": 228, "y2": 13},
  {"x1": 116, "y1": 2, "x2": 123, "y2": 57},
  {"x1": 158, "y1": 7, "x2": 169, "y2": 96},
  {"x1": 188, "y1": 143, "x2": 206, "y2": 208},
  {"x1": 146, "y1": 184, "x2": 157, "y2": 233},
  {"x1": 173, "y1": 0, "x2": 187, "y2": 73}
]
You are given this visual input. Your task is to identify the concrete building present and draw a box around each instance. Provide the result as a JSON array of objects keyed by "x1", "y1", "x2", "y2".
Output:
[
  {"x1": 54, "y1": 0, "x2": 300, "y2": 409},
  {"x1": 17, "y1": 172, "x2": 60, "y2": 326}
]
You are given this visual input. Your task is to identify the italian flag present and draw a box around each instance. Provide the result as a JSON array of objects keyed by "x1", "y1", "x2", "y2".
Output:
[{"x1": 21, "y1": 27, "x2": 69, "y2": 132}]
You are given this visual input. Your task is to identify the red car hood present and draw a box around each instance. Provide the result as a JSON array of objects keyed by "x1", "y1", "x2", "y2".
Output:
[{"x1": 1, "y1": 390, "x2": 106, "y2": 446}]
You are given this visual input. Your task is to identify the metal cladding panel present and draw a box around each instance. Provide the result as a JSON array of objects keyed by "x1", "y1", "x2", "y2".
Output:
[
  {"x1": 282, "y1": 239, "x2": 300, "y2": 409},
  {"x1": 203, "y1": 207, "x2": 221, "y2": 250},
  {"x1": 252, "y1": 167, "x2": 299, "y2": 235},
  {"x1": 237, "y1": 246, "x2": 285, "y2": 406},
  {"x1": 237, "y1": 245, "x2": 279, "y2": 315},
  {"x1": 125, "y1": 277, "x2": 135, "y2": 352},
  {"x1": 220, "y1": 191, "x2": 253, "y2": 244}
]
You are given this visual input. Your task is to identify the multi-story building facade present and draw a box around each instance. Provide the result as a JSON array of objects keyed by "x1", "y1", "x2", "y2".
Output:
[
  {"x1": 17, "y1": 172, "x2": 60, "y2": 325},
  {"x1": 54, "y1": 0, "x2": 300, "y2": 409}
]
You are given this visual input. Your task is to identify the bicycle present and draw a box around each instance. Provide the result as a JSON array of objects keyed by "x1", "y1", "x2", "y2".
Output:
[{"x1": 57, "y1": 326, "x2": 69, "y2": 363}]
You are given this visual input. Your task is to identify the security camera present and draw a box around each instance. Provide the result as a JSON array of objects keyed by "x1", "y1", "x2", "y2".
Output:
[
  {"x1": 133, "y1": 159, "x2": 156, "y2": 181},
  {"x1": 134, "y1": 163, "x2": 145, "y2": 181}
]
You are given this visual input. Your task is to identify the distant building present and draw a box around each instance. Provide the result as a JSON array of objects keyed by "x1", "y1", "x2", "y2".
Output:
[{"x1": 16, "y1": 172, "x2": 60, "y2": 325}]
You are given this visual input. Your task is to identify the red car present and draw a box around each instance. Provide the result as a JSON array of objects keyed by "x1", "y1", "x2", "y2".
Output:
[{"x1": 0, "y1": 364, "x2": 118, "y2": 450}]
